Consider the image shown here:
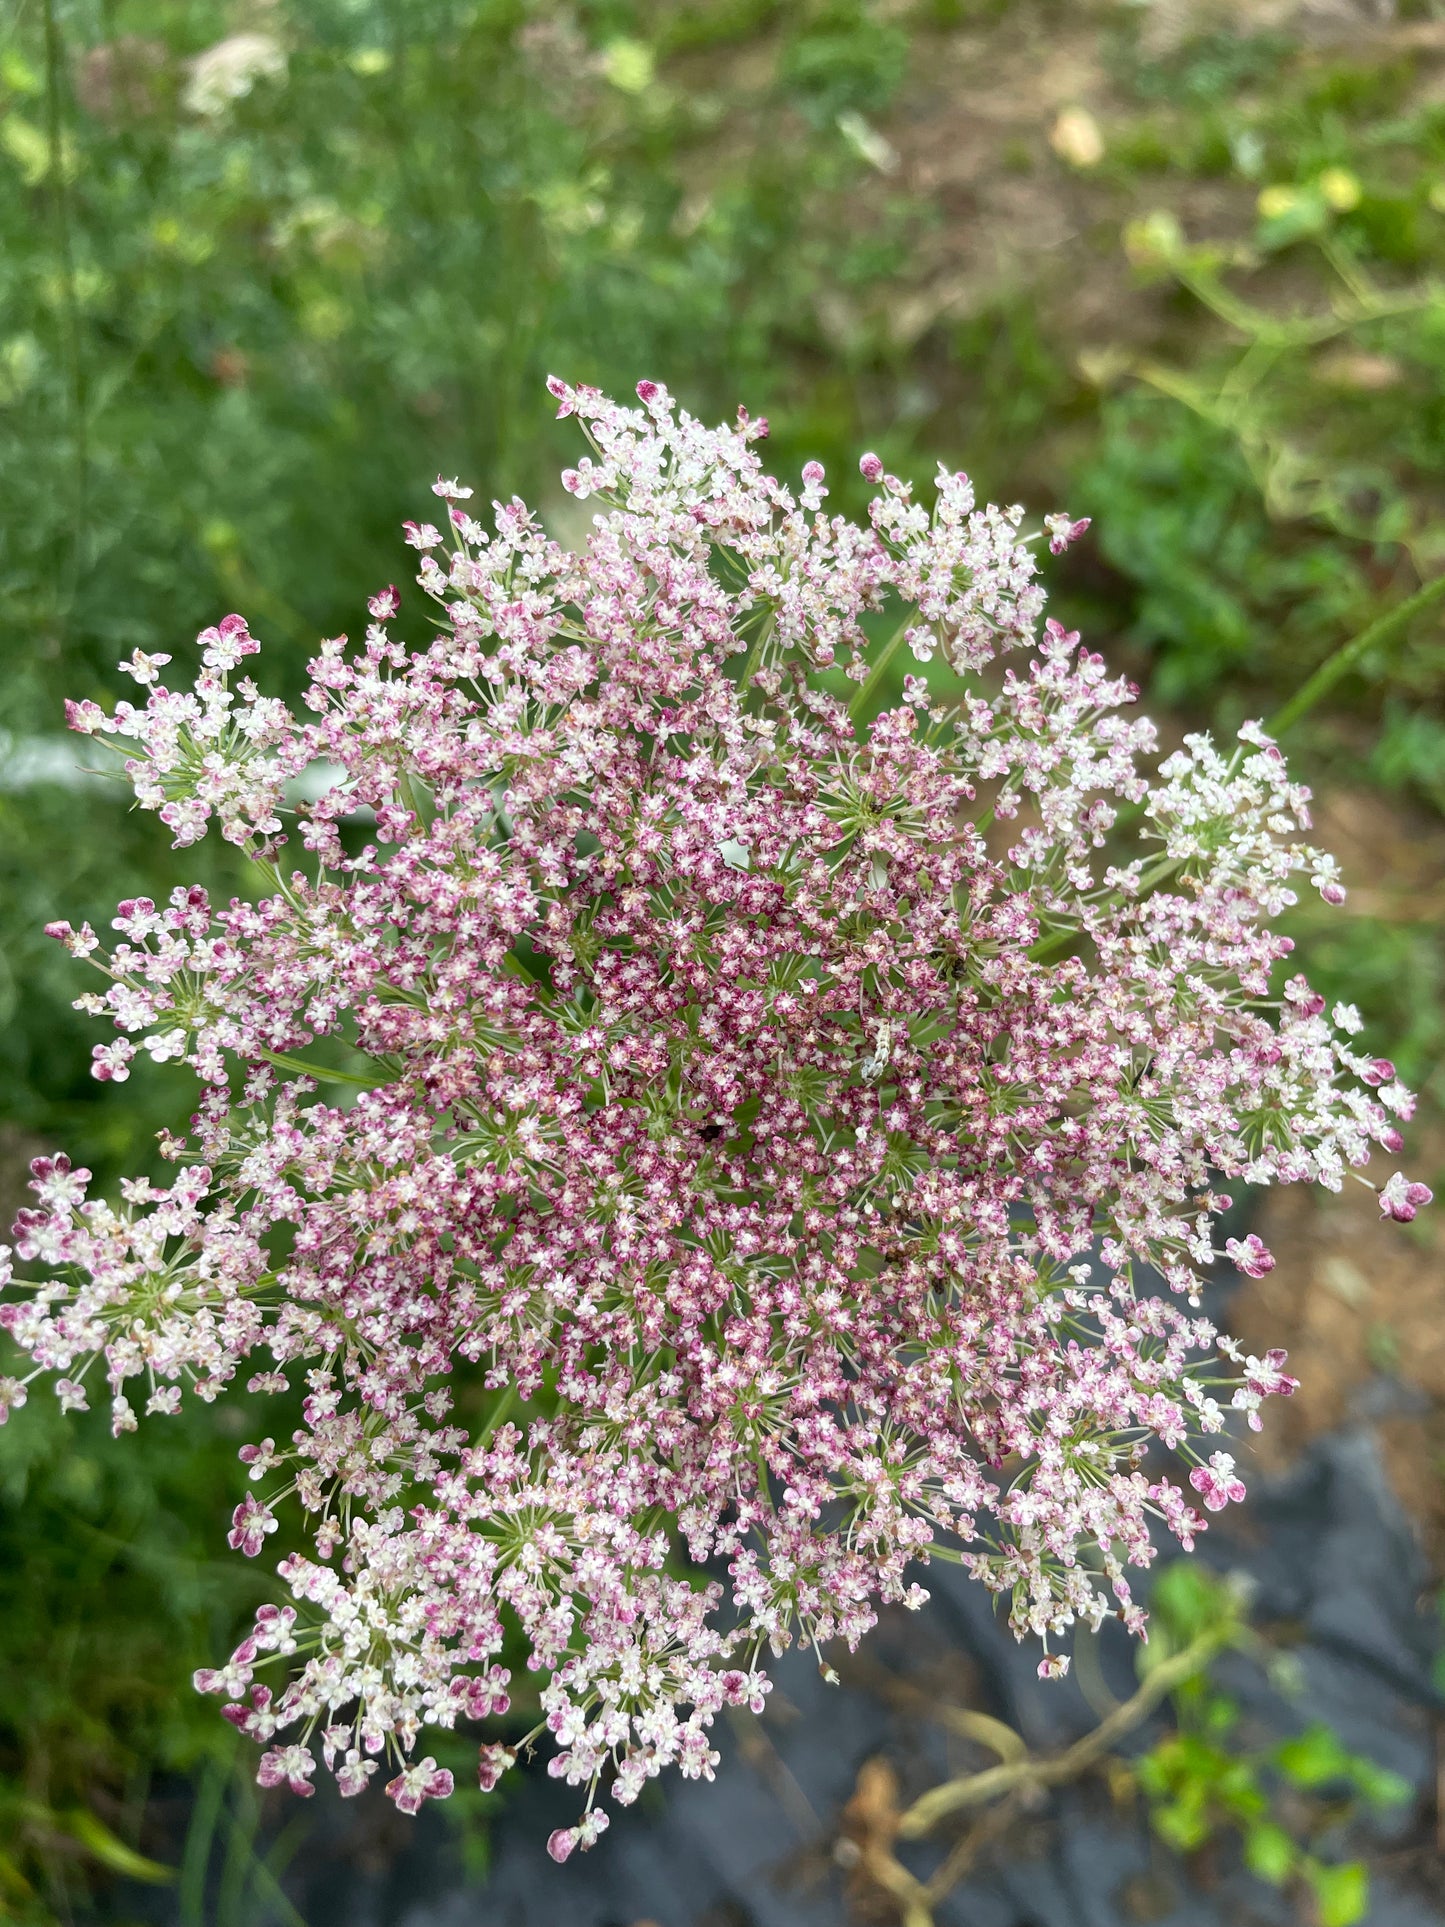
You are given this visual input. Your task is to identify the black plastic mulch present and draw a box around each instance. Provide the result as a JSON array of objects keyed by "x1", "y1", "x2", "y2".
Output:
[{"x1": 232, "y1": 1425, "x2": 1442, "y2": 1927}]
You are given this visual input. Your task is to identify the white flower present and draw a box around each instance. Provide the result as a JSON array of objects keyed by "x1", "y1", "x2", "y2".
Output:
[
  {"x1": 183, "y1": 33, "x2": 286, "y2": 118},
  {"x1": 118, "y1": 650, "x2": 171, "y2": 685}
]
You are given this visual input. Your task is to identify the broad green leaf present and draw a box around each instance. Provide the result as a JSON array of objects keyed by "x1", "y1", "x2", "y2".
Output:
[
  {"x1": 1243, "y1": 1820, "x2": 1296, "y2": 1885},
  {"x1": 1305, "y1": 1859, "x2": 1370, "y2": 1927},
  {"x1": 1274, "y1": 1724, "x2": 1354, "y2": 1788},
  {"x1": 1151, "y1": 1797, "x2": 1212, "y2": 1853}
]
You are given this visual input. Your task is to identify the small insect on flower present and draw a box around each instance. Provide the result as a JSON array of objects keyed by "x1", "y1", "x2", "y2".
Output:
[{"x1": 0, "y1": 380, "x2": 1423, "y2": 1853}]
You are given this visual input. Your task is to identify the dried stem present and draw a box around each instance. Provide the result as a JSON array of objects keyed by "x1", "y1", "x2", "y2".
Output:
[{"x1": 897, "y1": 1625, "x2": 1225, "y2": 1839}]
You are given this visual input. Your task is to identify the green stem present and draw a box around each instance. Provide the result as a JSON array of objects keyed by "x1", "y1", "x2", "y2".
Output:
[
  {"x1": 848, "y1": 615, "x2": 915, "y2": 723},
  {"x1": 1027, "y1": 926, "x2": 1081, "y2": 966},
  {"x1": 1266, "y1": 568, "x2": 1445, "y2": 739},
  {"x1": 735, "y1": 608, "x2": 776, "y2": 695},
  {"x1": 258, "y1": 1049, "x2": 376, "y2": 1088},
  {"x1": 43, "y1": 0, "x2": 86, "y2": 626},
  {"x1": 1025, "y1": 576, "x2": 1445, "y2": 970},
  {"x1": 475, "y1": 1381, "x2": 519, "y2": 1446}
]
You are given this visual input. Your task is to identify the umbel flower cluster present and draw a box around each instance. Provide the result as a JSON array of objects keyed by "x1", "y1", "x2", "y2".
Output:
[{"x1": 1, "y1": 381, "x2": 1426, "y2": 1854}]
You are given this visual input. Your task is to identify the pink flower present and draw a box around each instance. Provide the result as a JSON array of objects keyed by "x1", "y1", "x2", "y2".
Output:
[
  {"x1": 257, "y1": 1746, "x2": 316, "y2": 1797},
  {"x1": 799, "y1": 460, "x2": 828, "y2": 510},
  {"x1": 117, "y1": 649, "x2": 172, "y2": 685},
  {"x1": 64, "y1": 699, "x2": 106, "y2": 734},
  {"x1": 1225, "y1": 1233, "x2": 1275, "y2": 1279},
  {"x1": 1245, "y1": 1349, "x2": 1298, "y2": 1400},
  {"x1": 1044, "y1": 512, "x2": 1091, "y2": 554},
  {"x1": 227, "y1": 1495, "x2": 278, "y2": 1557},
  {"x1": 89, "y1": 1040, "x2": 135, "y2": 1083},
  {"x1": 1379, "y1": 1172, "x2": 1433, "y2": 1222},
  {"x1": 197, "y1": 613, "x2": 258, "y2": 672},
  {"x1": 336, "y1": 1750, "x2": 377, "y2": 1797},
  {"x1": 1189, "y1": 1453, "x2": 1247, "y2": 1512},
  {"x1": 546, "y1": 373, "x2": 577, "y2": 417},
  {"x1": 385, "y1": 1758, "x2": 454, "y2": 1815},
  {"x1": 477, "y1": 1743, "x2": 516, "y2": 1792}
]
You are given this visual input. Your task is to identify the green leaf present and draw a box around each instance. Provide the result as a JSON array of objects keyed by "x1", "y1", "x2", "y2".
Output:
[
  {"x1": 1151, "y1": 1797, "x2": 1212, "y2": 1853},
  {"x1": 1254, "y1": 183, "x2": 1331, "y2": 250},
  {"x1": 1200, "y1": 1691, "x2": 1240, "y2": 1739},
  {"x1": 1273, "y1": 1724, "x2": 1354, "y2": 1788},
  {"x1": 1216, "y1": 1760, "x2": 1268, "y2": 1821},
  {"x1": 1243, "y1": 1820, "x2": 1296, "y2": 1885},
  {"x1": 60, "y1": 1807, "x2": 175, "y2": 1885},
  {"x1": 1149, "y1": 1560, "x2": 1232, "y2": 1643},
  {"x1": 1134, "y1": 1743, "x2": 1177, "y2": 1799},
  {"x1": 1348, "y1": 1759, "x2": 1412, "y2": 1809},
  {"x1": 599, "y1": 39, "x2": 656, "y2": 96},
  {"x1": 1305, "y1": 1859, "x2": 1370, "y2": 1927}
]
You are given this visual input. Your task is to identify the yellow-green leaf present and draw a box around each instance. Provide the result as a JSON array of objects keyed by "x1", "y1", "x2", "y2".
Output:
[{"x1": 60, "y1": 1808, "x2": 175, "y2": 1885}]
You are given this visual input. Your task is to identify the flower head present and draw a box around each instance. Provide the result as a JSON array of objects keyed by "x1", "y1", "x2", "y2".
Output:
[{"x1": 0, "y1": 379, "x2": 1424, "y2": 1853}]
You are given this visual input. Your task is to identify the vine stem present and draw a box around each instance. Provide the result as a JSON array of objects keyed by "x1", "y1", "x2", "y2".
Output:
[
  {"x1": 842, "y1": 1625, "x2": 1227, "y2": 1927},
  {"x1": 1266, "y1": 567, "x2": 1445, "y2": 739},
  {"x1": 896, "y1": 1621, "x2": 1226, "y2": 1838}
]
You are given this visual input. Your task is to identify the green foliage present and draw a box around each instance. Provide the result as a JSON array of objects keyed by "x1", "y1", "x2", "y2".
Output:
[
  {"x1": 0, "y1": 1387, "x2": 267, "y2": 1920},
  {"x1": 1119, "y1": 27, "x2": 1296, "y2": 107},
  {"x1": 1135, "y1": 1562, "x2": 1410, "y2": 1927},
  {"x1": 1087, "y1": 26, "x2": 1445, "y2": 773},
  {"x1": 777, "y1": 1, "x2": 909, "y2": 127},
  {"x1": 1077, "y1": 14, "x2": 1445, "y2": 1112},
  {"x1": 0, "y1": 0, "x2": 905, "y2": 732}
]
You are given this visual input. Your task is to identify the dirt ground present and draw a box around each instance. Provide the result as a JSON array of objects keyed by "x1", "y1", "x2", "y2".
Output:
[{"x1": 1230, "y1": 785, "x2": 1445, "y2": 1564}]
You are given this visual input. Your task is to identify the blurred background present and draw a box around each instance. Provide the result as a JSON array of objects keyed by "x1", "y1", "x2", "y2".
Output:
[{"x1": 2, "y1": 2, "x2": 1445, "y2": 1923}]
